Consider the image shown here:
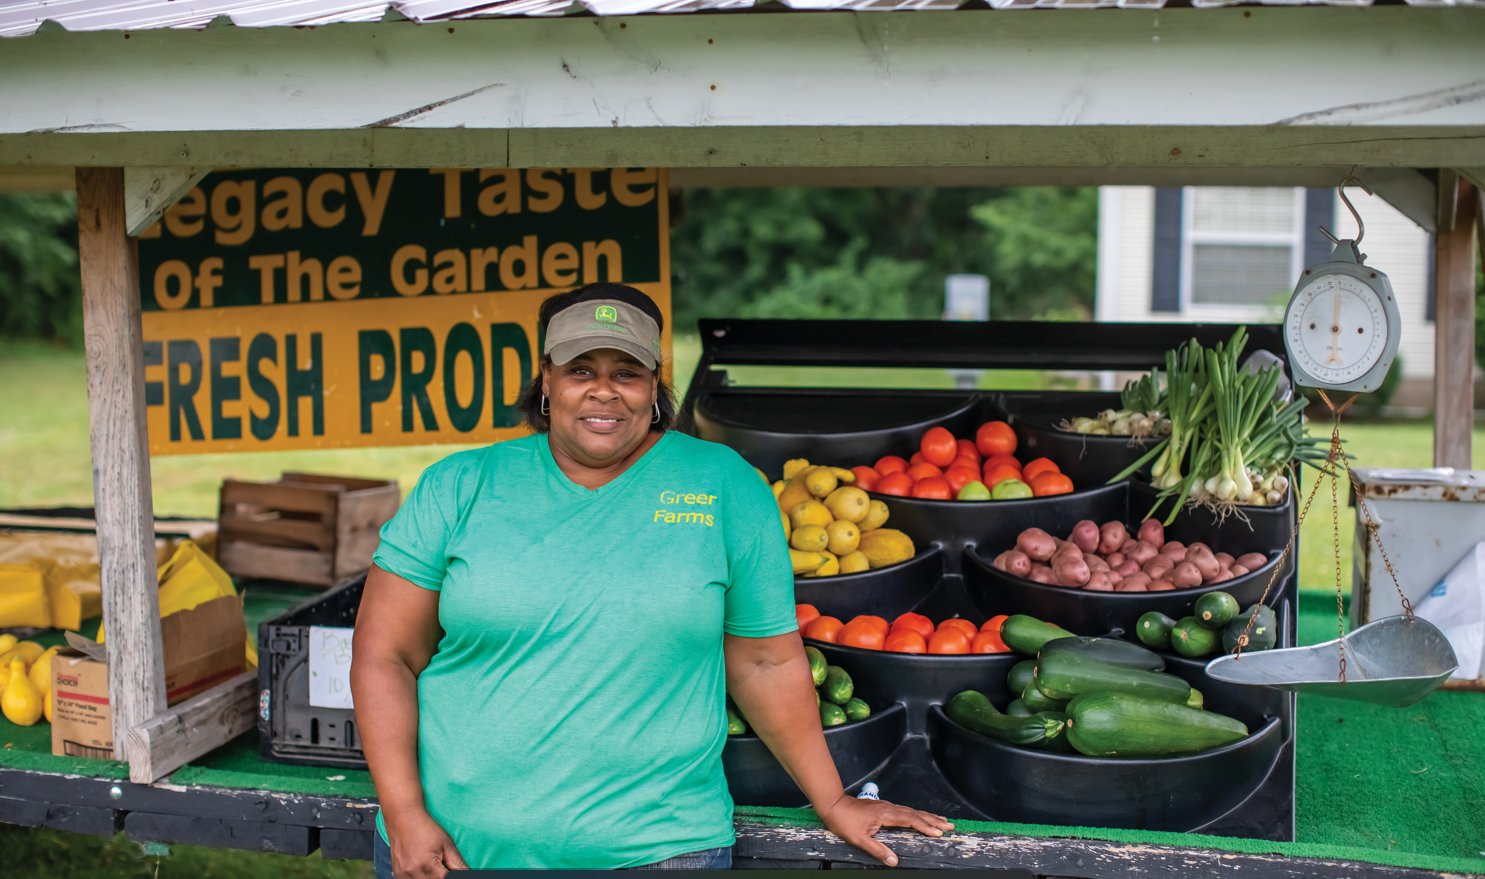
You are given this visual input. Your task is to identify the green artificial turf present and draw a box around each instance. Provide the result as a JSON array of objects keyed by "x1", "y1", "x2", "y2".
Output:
[{"x1": 169, "y1": 733, "x2": 377, "y2": 799}]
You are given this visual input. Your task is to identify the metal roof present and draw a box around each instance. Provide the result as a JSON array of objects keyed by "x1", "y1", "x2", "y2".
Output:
[{"x1": 0, "y1": 0, "x2": 1479, "y2": 38}]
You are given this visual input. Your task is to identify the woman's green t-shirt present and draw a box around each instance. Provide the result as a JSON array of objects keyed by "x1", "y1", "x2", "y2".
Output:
[{"x1": 370, "y1": 431, "x2": 797, "y2": 868}]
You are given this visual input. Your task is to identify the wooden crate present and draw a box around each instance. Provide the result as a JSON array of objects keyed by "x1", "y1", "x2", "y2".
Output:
[{"x1": 216, "y1": 472, "x2": 399, "y2": 587}]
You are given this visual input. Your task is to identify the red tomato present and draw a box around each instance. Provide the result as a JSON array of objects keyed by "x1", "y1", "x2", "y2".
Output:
[
  {"x1": 839, "y1": 619, "x2": 886, "y2": 650},
  {"x1": 850, "y1": 615, "x2": 891, "y2": 637},
  {"x1": 980, "y1": 614, "x2": 1009, "y2": 633},
  {"x1": 949, "y1": 456, "x2": 980, "y2": 474},
  {"x1": 1031, "y1": 471, "x2": 1075, "y2": 497},
  {"x1": 905, "y1": 462, "x2": 943, "y2": 482},
  {"x1": 976, "y1": 421, "x2": 1018, "y2": 458},
  {"x1": 944, "y1": 466, "x2": 980, "y2": 494},
  {"x1": 982, "y1": 453, "x2": 1020, "y2": 472},
  {"x1": 884, "y1": 629, "x2": 928, "y2": 654},
  {"x1": 909, "y1": 451, "x2": 927, "y2": 467},
  {"x1": 936, "y1": 618, "x2": 979, "y2": 640},
  {"x1": 850, "y1": 466, "x2": 881, "y2": 492},
  {"x1": 927, "y1": 628, "x2": 972, "y2": 655},
  {"x1": 971, "y1": 630, "x2": 1011, "y2": 654},
  {"x1": 911, "y1": 477, "x2": 953, "y2": 500},
  {"x1": 982, "y1": 463, "x2": 1024, "y2": 487},
  {"x1": 876, "y1": 472, "x2": 914, "y2": 497},
  {"x1": 796, "y1": 603, "x2": 821, "y2": 631},
  {"x1": 1022, "y1": 457, "x2": 1060, "y2": 482},
  {"x1": 919, "y1": 426, "x2": 959, "y2": 468},
  {"x1": 874, "y1": 455, "x2": 909, "y2": 476},
  {"x1": 890, "y1": 612, "x2": 935, "y2": 640},
  {"x1": 803, "y1": 616, "x2": 843, "y2": 643},
  {"x1": 955, "y1": 439, "x2": 981, "y2": 464}
]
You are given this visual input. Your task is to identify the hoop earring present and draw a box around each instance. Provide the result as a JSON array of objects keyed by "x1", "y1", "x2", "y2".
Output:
[
  {"x1": 651, "y1": 402, "x2": 661, "y2": 425},
  {"x1": 540, "y1": 395, "x2": 549, "y2": 416}
]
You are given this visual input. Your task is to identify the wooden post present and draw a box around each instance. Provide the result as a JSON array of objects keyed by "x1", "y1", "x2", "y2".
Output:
[
  {"x1": 1433, "y1": 177, "x2": 1479, "y2": 470},
  {"x1": 76, "y1": 167, "x2": 167, "y2": 759}
]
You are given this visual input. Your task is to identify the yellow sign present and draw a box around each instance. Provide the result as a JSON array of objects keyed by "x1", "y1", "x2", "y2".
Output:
[{"x1": 137, "y1": 168, "x2": 670, "y2": 455}]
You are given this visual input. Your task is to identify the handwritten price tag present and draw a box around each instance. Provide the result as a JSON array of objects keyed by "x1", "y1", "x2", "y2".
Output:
[{"x1": 308, "y1": 625, "x2": 356, "y2": 710}]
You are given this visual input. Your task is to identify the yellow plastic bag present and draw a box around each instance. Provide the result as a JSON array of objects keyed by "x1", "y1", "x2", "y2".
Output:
[
  {"x1": 0, "y1": 563, "x2": 52, "y2": 628},
  {"x1": 98, "y1": 540, "x2": 256, "y2": 668},
  {"x1": 41, "y1": 562, "x2": 103, "y2": 631}
]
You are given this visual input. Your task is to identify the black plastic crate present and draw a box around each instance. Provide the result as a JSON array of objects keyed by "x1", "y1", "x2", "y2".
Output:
[{"x1": 257, "y1": 574, "x2": 369, "y2": 769}]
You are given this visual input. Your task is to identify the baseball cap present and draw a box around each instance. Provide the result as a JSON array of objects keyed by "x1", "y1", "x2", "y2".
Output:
[{"x1": 544, "y1": 299, "x2": 663, "y2": 370}]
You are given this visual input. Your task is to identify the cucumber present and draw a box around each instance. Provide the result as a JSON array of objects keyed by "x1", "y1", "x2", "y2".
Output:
[
  {"x1": 1005, "y1": 698, "x2": 1033, "y2": 717},
  {"x1": 1040, "y1": 636, "x2": 1164, "y2": 672},
  {"x1": 1195, "y1": 592, "x2": 1239, "y2": 629},
  {"x1": 727, "y1": 706, "x2": 748, "y2": 735},
  {"x1": 1038, "y1": 716, "x2": 1074, "y2": 752},
  {"x1": 1034, "y1": 652, "x2": 1194, "y2": 704},
  {"x1": 1223, "y1": 604, "x2": 1278, "y2": 653},
  {"x1": 1000, "y1": 615, "x2": 1076, "y2": 655},
  {"x1": 1022, "y1": 679, "x2": 1069, "y2": 712},
  {"x1": 805, "y1": 646, "x2": 828, "y2": 686},
  {"x1": 1172, "y1": 617, "x2": 1221, "y2": 658},
  {"x1": 1136, "y1": 612, "x2": 1177, "y2": 651},
  {"x1": 1065, "y1": 692, "x2": 1248, "y2": 758},
  {"x1": 843, "y1": 697, "x2": 872, "y2": 722},
  {"x1": 946, "y1": 690, "x2": 1067, "y2": 748},
  {"x1": 820, "y1": 701, "x2": 848, "y2": 727},
  {"x1": 821, "y1": 666, "x2": 854, "y2": 705},
  {"x1": 1188, "y1": 687, "x2": 1204, "y2": 710},
  {"x1": 1007, "y1": 660, "x2": 1037, "y2": 696}
]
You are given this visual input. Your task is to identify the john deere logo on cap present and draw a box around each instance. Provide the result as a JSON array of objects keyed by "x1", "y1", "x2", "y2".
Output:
[{"x1": 596, "y1": 306, "x2": 618, "y2": 323}]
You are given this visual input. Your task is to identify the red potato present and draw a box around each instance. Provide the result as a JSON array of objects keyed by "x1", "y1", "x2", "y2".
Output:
[
  {"x1": 1115, "y1": 579, "x2": 1148, "y2": 592},
  {"x1": 1085, "y1": 572, "x2": 1113, "y2": 591},
  {"x1": 1119, "y1": 538, "x2": 1141, "y2": 555},
  {"x1": 995, "y1": 550, "x2": 1033, "y2": 577},
  {"x1": 1170, "y1": 562, "x2": 1203, "y2": 589},
  {"x1": 1119, "y1": 572, "x2": 1152, "y2": 590},
  {"x1": 1136, "y1": 519, "x2": 1165, "y2": 548},
  {"x1": 1017, "y1": 528, "x2": 1057, "y2": 562},
  {"x1": 1215, "y1": 552, "x2": 1235, "y2": 568},
  {"x1": 1237, "y1": 553, "x2": 1269, "y2": 571},
  {"x1": 1142, "y1": 555, "x2": 1175, "y2": 578},
  {"x1": 1127, "y1": 541, "x2": 1159, "y2": 566},
  {"x1": 1230, "y1": 564, "x2": 1250, "y2": 577},
  {"x1": 1114, "y1": 560, "x2": 1141, "y2": 577},
  {"x1": 1106, "y1": 570, "x2": 1124, "y2": 585},
  {"x1": 1098, "y1": 522, "x2": 1129, "y2": 556},
  {"x1": 1083, "y1": 553, "x2": 1111, "y2": 573},
  {"x1": 1070, "y1": 520, "x2": 1101, "y2": 554},
  {"x1": 1053, "y1": 555, "x2": 1091, "y2": 588},
  {"x1": 1149, "y1": 579, "x2": 1176, "y2": 592},
  {"x1": 1029, "y1": 567, "x2": 1059, "y2": 585},
  {"x1": 1187, "y1": 549, "x2": 1221, "y2": 580},
  {"x1": 1187, "y1": 542, "x2": 1211, "y2": 556},
  {"x1": 1105, "y1": 552, "x2": 1126, "y2": 569},
  {"x1": 1211, "y1": 569, "x2": 1234, "y2": 583},
  {"x1": 1160, "y1": 541, "x2": 1187, "y2": 558}
]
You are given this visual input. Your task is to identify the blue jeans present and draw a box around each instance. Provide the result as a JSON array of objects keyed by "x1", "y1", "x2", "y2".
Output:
[{"x1": 373, "y1": 831, "x2": 731, "y2": 875}]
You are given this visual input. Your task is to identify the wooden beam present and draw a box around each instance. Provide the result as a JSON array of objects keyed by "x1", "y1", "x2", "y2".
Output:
[
  {"x1": 76, "y1": 166, "x2": 167, "y2": 759},
  {"x1": 1432, "y1": 176, "x2": 1479, "y2": 470},
  {"x1": 126, "y1": 671, "x2": 257, "y2": 784},
  {"x1": 123, "y1": 166, "x2": 209, "y2": 237}
]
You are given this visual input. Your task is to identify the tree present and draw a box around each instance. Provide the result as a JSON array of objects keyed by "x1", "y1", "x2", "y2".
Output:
[{"x1": 0, "y1": 193, "x2": 81, "y2": 345}]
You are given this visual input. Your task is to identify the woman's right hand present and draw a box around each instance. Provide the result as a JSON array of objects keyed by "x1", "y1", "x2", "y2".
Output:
[{"x1": 387, "y1": 810, "x2": 469, "y2": 877}]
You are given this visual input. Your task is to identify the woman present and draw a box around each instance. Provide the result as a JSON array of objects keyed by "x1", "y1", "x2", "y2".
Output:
[{"x1": 352, "y1": 283, "x2": 951, "y2": 875}]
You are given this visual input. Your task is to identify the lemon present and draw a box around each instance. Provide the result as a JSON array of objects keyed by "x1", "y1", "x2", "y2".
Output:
[
  {"x1": 803, "y1": 468, "x2": 839, "y2": 499},
  {"x1": 858, "y1": 529, "x2": 916, "y2": 569},
  {"x1": 0, "y1": 634, "x2": 16, "y2": 655},
  {"x1": 825, "y1": 519, "x2": 861, "y2": 556},
  {"x1": 839, "y1": 551, "x2": 871, "y2": 574},
  {"x1": 805, "y1": 551, "x2": 840, "y2": 578},
  {"x1": 790, "y1": 525, "x2": 830, "y2": 553},
  {"x1": 824, "y1": 487, "x2": 870, "y2": 523},
  {"x1": 772, "y1": 480, "x2": 787, "y2": 498},
  {"x1": 780, "y1": 510, "x2": 792, "y2": 540},
  {"x1": 776, "y1": 474, "x2": 817, "y2": 515},
  {"x1": 782, "y1": 459, "x2": 812, "y2": 480},
  {"x1": 1, "y1": 658, "x2": 42, "y2": 726},
  {"x1": 790, "y1": 500, "x2": 834, "y2": 530},
  {"x1": 789, "y1": 549, "x2": 829, "y2": 574},
  {"x1": 858, "y1": 500, "x2": 890, "y2": 531}
]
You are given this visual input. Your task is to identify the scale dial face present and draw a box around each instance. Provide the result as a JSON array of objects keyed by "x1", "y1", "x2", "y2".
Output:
[{"x1": 1285, "y1": 273, "x2": 1390, "y2": 386}]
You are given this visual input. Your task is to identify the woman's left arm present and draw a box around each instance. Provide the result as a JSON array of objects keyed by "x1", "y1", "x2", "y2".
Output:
[{"x1": 724, "y1": 632, "x2": 953, "y2": 866}]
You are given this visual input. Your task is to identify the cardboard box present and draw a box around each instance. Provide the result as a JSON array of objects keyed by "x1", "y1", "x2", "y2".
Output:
[{"x1": 51, "y1": 593, "x2": 247, "y2": 760}]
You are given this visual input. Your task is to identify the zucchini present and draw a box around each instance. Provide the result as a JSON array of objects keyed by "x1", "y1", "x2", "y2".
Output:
[
  {"x1": 821, "y1": 666, "x2": 854, "y2": 705},
  {"x1": 843, "y1": 697, "x2": 872, "y2": 722},
  {"x1": 805, "y1": 646, "x2": 828, "y2": 686},
  {"x1": 1000, "y1": 615, "x2": 1076, "y2": 656},
  {"x1": 1195, "y1": 592, "x2": 1239, "y2": 629},
  {"x1": 1223, "y1": 604, "x2": 1278, "y2": 653},
  {"x1": 1172, "y1": 617, "x2": 1221, "y2": 658},
  {"x1": 1005, "y1": 698, "x2": 1033, "y2": 717},
  {"x1": 1065, "y1": 692, "x2": 1248, "y2": 758},
  {"x1": 820, "y1": 701, "x2": 848, "y2": 727},
  {"x1": 1022, "y1": 679, "x2": 1069, "y2": 712},
  {"x1": 1136, "y1": 612, "x2": 1177, "y2": 651},
  {"x1": 1034, "y1": 652, "x2": 1193, "y2": 704},
  {"x1": 946, "y1": 690, "x2": 1067, "y2": 748},
  {"x1": 727, "y1": 706, "x2": 748, "y2": 735},
  {"x1": 1007, "y1": 660, "x2": 1037, "y2": 696},
  {"x1": 1188, "y1": 687, "x2": 1204, "y2": 710},
  {"x1": 1040, "y1": 636, "x2": 1164, "y2": 672}
]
